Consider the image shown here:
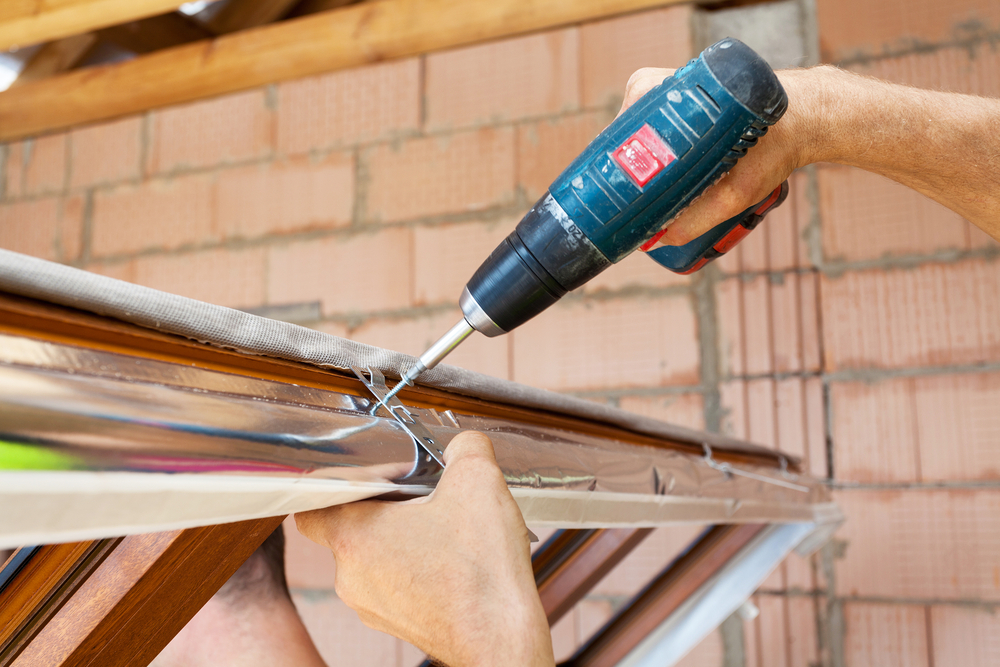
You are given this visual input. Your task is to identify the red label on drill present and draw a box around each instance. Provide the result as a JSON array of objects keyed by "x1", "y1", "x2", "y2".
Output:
[{"x1": 613, "y1": 124, "x2": 675, "y2": 187}]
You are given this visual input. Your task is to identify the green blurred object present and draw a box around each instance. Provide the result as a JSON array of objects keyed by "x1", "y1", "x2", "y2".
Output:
[{"x1": 0, "y1": 440, "x2": 77, "y2": 470}]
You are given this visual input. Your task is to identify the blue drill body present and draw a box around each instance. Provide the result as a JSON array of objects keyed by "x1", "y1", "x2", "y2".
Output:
[
  {"x1": 387, "y1": 39, "x2": 790, "y2": 400},
  {"x1": 549, "y1": 49, "x2": 772, "y2": 263}
]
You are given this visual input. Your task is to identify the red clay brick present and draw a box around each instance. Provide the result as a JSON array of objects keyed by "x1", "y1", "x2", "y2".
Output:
[
  {"x1": 791, "y1": 171, "x2": 816, "y2": 270},
  {"x1": 719, "y1": 379, "x2": 748, "y2": 440},
  {"x1": 91, "y1": 174, "x2": 216, "y2": 256},
  {"x1": 426, "y1": 30, "x2": 580, "y2": 131},
  {"x1": 618, "y1": 392, "x2": 705, "y2": 430},
  {"x1": 268, "y1": 228, "x2": 412, "y2": 315},
  {"x1": 550, "y1": 610, "x2": 576, "y2": 662},
  {"x1": 755, "y1": 595, "x2": 788, "y2": 667},
  {"x1": 786, "y1": 553, "x2": 814, "y2": 592},
  {"x1": 848, "y1": 41, "x2": 1000, "y2": 96},
  {"x1": 10, "y1": 134, "x2": 68, "y2": 197},
  {"x1": 411, "y1": 218, "x2": 514, "y2": 306},
  {"x1": 215, "y1": 153, "x2": 354, "y2": 240},
  {"x1": 60, "y1": 195, "x2": 84, "y2": 262},
  {"x1": 591, "y1": 524, "x2": 706, "y2": 597},
  {"x1": 775, "y1": 377, "x2": 805, "y2": 460},
  {"x1": 277, "y1": 59, "x2": 421, "y2": 156},
  {"x1": 930, "y1": 605, "x2": 1000, "y2": 667},
  {"x1": 350, "y1": 309, "x2": 509, "y2": 380},
  {"x1": 771, "y1": 273, "x2": 802, "y2": 374},
  {"x1": 366, "y1": 128, "x2": 515, "y2": 223},
  {"x1": 804, "y1": 377, "x2": 827, "y2": 478},
  {"x1": 913, "y1": 371, "x2": 1000, "y2": 482},
  {"x1": 830, "y1": 379, "x2": 920, "y2": 483},
  {"x1": 821, "y1": 259, "x2": 1000, "y2": 371},
  {"x1": 744, "y1": 601, "x2": 760, "y2": 667},
  {"x1": 399, "y1": 640, "x2": 425, "y2": 667},
  {"x1": 715, "y1": 278, "x2": 746, "y2": 378},
  {"x1": 835, "y1": 488, "x2": 1000, "y2": 600},
  {"x1": 969, "y1": 222, "x2": 1000, "y2": 249},
  {"x1": 817, "y1": 0, "x2": 1000, "y2": 62},
  {"x1": 516, "y1": 112, "x2": 605, "y2": 203},
  {"x1": 674, "y1": 628, "x2": 723, "y2": 667},
  {"x1": 819, "y1": 166, "x2": 967, "y2": 262},
  {"x1": 747, "y1": 378, "x2": 777, "y2": 449},
  {"x1": 585, "y1": 250, "x2": 691, "y2": 294},
  {"x1": 291, "y1": 593, "x2": 397, "y2": 666},
  {"x1": 758, "y1": 561, "x2": 785, "y2": 593},
  {"x1": 147, "y1": 90, "x2": 272, "y2": 175},
  {"x1": 314, "y1": 320, "x2": 349, "y2": 339},
  {"x1": 580, "y1": 6, "x2": 693, "y2": 109},
  {"x1": 767, "y1": 177, "x2": 808, "y2": 272},
  {"x1": 283, "y1": 515, "x2": 337, "y2": 590},
  {"x1": 511, "y1": 293, "x2": 700, "y2": 391},
  {"x1": 574, "y1": 599, "x2": 613, "y2": 649},
  {"x1": 843, "y1": 603, "x2": 929, "y2": 667},
  {"x1": 718, "y1": 271, "x2": 819, "y2": 378},
  {"x1": 799, "y1": 271, "x2": 821, "y2": 373},
  {"x1": 0, "y1": 198, "x2": 61, "y2": 260},
  {"x1": 70, "y1": 116, "x2": 142, "y2": 189},
  {"x1": 742, "y1": 275, "x2": 773, "y2": 376},
  {"x1": 130, "y1": 247, "x2": 267, "y2": 309},
  {"x1": 738, "y1": 216, "x2": 770, "y2": 274},
  {"x1": 4, "y1": 142, "x2": 24, "y2": 197}
]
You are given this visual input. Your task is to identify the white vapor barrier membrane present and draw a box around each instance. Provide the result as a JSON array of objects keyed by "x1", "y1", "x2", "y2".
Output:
[
  {"x1": 0, "y1": 470, "x2": 839, "y2": 549},
  {"x1": 0, "y1": 249, "x2": 776, "y2": 458}
]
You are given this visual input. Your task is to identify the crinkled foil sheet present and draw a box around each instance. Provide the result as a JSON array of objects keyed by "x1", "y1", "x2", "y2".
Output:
[{"x1": 0, "y1": 334, "x2": 836, "y2": 548}]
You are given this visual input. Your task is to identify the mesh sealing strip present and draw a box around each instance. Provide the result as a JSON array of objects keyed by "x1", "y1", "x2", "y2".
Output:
[{"x1": 0, "y1": 248, "x2": 778, "y2": 458}]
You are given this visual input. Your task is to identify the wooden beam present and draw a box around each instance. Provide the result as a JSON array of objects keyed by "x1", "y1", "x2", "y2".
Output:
[
  {"x1": 206, "y1": 0, "x2": 301, "y2": 34},
  {"x1": 0, "y1": 540, "x2": 120, "y2": 659},
  {"x1": 0, "y1": 0, "x2": 685, "y2": 142},
  {"x1": 564, "y1": 525, "x2": 766, "y2": 667},
  {"x1": 5, "y1": 517, "x2": 284, "y2": 667},
  {"x1": 0, "y1": 1, "x2": 189, "y2": 52},
  {"x1": 97, "y1": 13, "x2": 214, "y2": 54},
  {"x1": 9, "y1": 33, "x2": 98, "y2": 87},
  {"x1": 533, "y1": 528, "x2": 653, "y2": 625},
  {"x1": 290, "y1": 0, "x2": 362, "y2": 17}
]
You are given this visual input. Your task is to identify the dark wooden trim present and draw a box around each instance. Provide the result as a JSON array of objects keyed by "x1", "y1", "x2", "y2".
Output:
[
  {"x1": 563, "y1": 524, "x2": 766, "y2": 667},
  {"x1": 534, "y1": 529, "x2": 653, "y2": 625},
  {"x1": 6, "y1": 517, "x2": 285, "y2": 667},
  {"x1": 0, "y1": 540, "x2": 119, "y2": 664}
]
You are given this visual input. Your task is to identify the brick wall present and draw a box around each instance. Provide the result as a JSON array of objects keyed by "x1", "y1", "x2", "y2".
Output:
[{"x1": 2, "y1": 0, "x2": 999, "y2": 664}]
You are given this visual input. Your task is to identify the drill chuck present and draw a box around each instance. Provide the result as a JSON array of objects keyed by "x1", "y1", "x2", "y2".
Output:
[{"x1": 463, "y1": 194, "x2": 610, "y2": 335}]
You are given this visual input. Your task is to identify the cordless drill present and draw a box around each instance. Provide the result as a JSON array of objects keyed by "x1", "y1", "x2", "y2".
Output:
[{"x1": 380, "y1": 38, "x2": 789, "y2": 406}]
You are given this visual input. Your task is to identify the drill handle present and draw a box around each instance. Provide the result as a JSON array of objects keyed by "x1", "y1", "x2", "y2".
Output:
[{"x1": 644, "y1": 180, "x2": 789, "y2": 274}]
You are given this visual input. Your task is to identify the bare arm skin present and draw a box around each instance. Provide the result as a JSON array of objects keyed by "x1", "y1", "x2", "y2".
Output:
[
  {"x1": 622, "y1": 65, "x2": 1000, "y2": 247},
  {"x1": 296, "y1": 432, "x2": 554, "y2": 667}
]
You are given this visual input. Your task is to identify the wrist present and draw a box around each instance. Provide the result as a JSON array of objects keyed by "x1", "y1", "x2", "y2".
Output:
[
  {"x1": 776, "y1": 64, "x2": 849, "y2": 168},
  {"x1": 455, "y1": 589, "x2": 554, "y2": 667}
]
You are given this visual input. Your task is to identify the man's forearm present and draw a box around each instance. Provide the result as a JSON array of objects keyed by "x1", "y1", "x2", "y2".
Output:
[{"x1": 792, "y1": 66, "x2": 1000, "y2": 236}]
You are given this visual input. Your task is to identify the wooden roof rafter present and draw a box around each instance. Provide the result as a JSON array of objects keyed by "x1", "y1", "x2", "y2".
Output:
[{"x1": 0, "y1": 0, "x2": 687, "y2": 142}]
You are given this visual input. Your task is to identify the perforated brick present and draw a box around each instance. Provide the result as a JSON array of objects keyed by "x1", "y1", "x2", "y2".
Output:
[
  {"x1": 426, "y1": 30, "x2": 580, "y2": 130},
  {"x1": 366, "y1": 128, "x2": 516, "y2": 223},
  {"x1": 277, "y1": 59, "x2": 421, "y2": 155}
]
